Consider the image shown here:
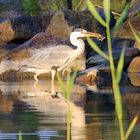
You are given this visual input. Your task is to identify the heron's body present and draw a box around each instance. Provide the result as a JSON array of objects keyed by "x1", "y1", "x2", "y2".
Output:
[{"x1": 0, "y1": 30, "x2": 104, "y2": 96}]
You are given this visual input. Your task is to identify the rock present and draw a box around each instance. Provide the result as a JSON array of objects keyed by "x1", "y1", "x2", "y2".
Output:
[
  {"x1": 11, "y1": 16, "x2": 43, "y2": 39},
  {"x1": 46, "y1": 11, "x2": 73, "y2": 39},
  {"x1": 0, "y1": 12, "x2": 53, "y2": 42},
  {"x1": 76, "y1": 66, "x2": 99, "y2": 84},
  {"x1": 116, "y1": 16, "x2": 140, "y2": 39},
  {"x1": 134, "y1": 41, "x2": 140, "y2": 49},
  {"x1": 0, "y1": 31, "x2": 86, "y2": 80},
  {"x1": 46, "y1": 9, "x2": 115, "y2": 39},
  {"x1": 128, "y1": 73, "x2": 140, "y2": 86},
  {"x1": 117, "y1": 47, "x2": 139, "y2": 68},
  {"x1": 0, "y1": 0, "x2": 22, "y2": 19},
  {"x1": 46, "y1": 9, "x2": 98, "y2": 39},
  {"x1": 0, "y1": 6, "x2": 116, "y2": 44},
  {"x1": 76, "y1": 65, "x2": 128, "y2": 88},
  {"x1": 86, "y1": 38, "x2": 139, "y2": 69},
  {"x1": 129, "y1": 0, "x2": 140, "y2": 16},
  {"x1": 87, "y1": 47, "x2": 139, "y2": 69},
  {"x1": 128, "y1": 56, "x2": 140, "y2": 72},
  {"x1": 0, "y1": 9, "x2": 109, "y2": 43},
  {"x1": 0, "y1": 20, "x2": 15, "y2": 44},
  {"x1": 76, "y1": 66, "x2": 112, "y2": 87}
]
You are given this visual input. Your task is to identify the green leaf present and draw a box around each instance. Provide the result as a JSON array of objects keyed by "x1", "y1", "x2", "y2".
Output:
[
  {"x1": 57, "y1": 69, "x2": 77, "y2": 101},
  {"x1": 103, "y1": 0, "x2": 110, "y2": 23},
  {"x1": 125, "y1": 114, "x2": 138, "y2": 140},
  {"x1": 113, "y1": 2, "x2": 130, "y2": 32},
  {"x1": 18, "y1": 132, "x2": 22, "y2": 140},
  {"x1": 128, "y1": 22, "x2": 140, "y2": 45},
  {"x1": 87, "y1": 38, "x2": 109, "y2": 60},
  {"x1": 66, "y1": 69, "x2": 77, "y2": 99},
  {"x1": 87, "y1": 0, "x2": 106, "y2": 26},
  {"x1": 116, "y1": 48, "x2": 125, "y2": 84},
  {"x1": 57, "y1": 72, "x2": 67, "y2": 98}
]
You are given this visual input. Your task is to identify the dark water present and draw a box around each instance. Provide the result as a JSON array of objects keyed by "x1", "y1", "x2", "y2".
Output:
[{"x1": 0, "y1": 79, "x2": 140, "y2": 140}]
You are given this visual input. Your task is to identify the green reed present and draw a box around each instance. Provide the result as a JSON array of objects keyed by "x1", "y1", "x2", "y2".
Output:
[
  {"x1": 57, "y1": 70, "x2": 77, "y2": 140},
  {"x1": 87, "y1": 0, "x2": 138, "y2": 139},
  {"x1": 18, "y1": 132, "x2": 22, "y2": 140}
]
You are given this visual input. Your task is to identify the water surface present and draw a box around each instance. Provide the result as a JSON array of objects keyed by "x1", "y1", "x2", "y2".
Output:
[{"x1": 0, "y1": 80, "x2": 140, "y2": 140}]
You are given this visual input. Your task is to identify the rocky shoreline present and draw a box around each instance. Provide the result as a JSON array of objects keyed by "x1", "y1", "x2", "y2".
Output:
[{"x1": 0, "y1": 8, "x2": 140, "y2": 87}]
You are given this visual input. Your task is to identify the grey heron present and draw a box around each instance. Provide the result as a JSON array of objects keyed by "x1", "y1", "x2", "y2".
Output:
[{"x1": 0, "y1": 29, "x2": 104, "y2": 97}]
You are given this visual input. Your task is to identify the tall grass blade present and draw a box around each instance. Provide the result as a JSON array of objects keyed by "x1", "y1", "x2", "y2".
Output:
[
  {"x1": 87, "y1": 38, "x2": 109, "y2": 60},
  {"x1": 128, "y1": 22, "x2": 140, "y2": 44},
  {"x1": 113, "y1": 3, "x2": 130, "y2": 32},
  {"x1": 57, "y1": 72, "x2": 67, "y2": 99},
  {"x1": 66, "y1": 72, "x2": 71, "y2": 100},
  {"x1": 75, "y1": 0, "x2": 83, "y2": 10},
  {"x1": 57, "y1": 69, "x2": 77, "y2": 140},
  {"x1": 18, "y1": 132, "x2": 22, "y2": 140},
  {"x1": 116, "y1": 48, "x2": 125, "y2": 84},
  {"x1": 87, "y1": 0, "x2": 106, "y2": 26},
  {"x1": 125, "y1": 114, "x2": 139, "y2": 140},
  {"x1": 103, "y1": 0, "x2": 110, "y2": 23},
  {"x1": 67, "y1": 102, "x2": 71, "y2": 140}
]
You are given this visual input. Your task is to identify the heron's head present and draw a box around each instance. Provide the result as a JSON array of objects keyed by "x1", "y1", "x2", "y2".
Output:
[{"x1": 70, "y1": 28, "x2": 105, "y2": 41}]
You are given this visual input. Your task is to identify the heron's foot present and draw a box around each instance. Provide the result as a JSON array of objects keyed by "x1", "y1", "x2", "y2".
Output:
[
  {"x1": 51, "y1": 92, "x2": 64, "y2": 99},
  {"x1": 51, "y1": 92, "x2": 59, "y2": 98}
]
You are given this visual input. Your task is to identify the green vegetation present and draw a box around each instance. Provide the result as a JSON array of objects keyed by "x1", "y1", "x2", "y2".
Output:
[
  {"x1": 39, "y1": 0, "x2": 67, "y2": 12},
  {"x1": 135, "y1": 10, "x2": 140, "y2": 16},
  {"x1": 38, "y1": 0, "x2": 127, "y2": 13},
  {"x1": 18, "y1": 132, "x2": 22, "y2": 140},
  {"x1": 21, "y1": 0, "x2": 41, "y2": 16},
  {"x1": 87, "y1": 0, "x2": 138, "y2": 139},
  {"x1": 57, "y1": 70, "x2": 77, "y2": 140}
]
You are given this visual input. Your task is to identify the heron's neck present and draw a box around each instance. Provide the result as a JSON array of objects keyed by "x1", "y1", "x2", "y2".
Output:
[{"x1": 70, "y1": 36, "x2": 85, "y2": 55}]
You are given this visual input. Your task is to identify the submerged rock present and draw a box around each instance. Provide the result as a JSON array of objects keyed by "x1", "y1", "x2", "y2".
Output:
[
  {"x1": 128, "y1": 56, "x2": 140, "y2": 73},
  {"x1": 76, "y1": 66, "x2": 112, "y2": 87},
  {"x1": 76, "y1": 65, "x2": 128, "y2": 88}
]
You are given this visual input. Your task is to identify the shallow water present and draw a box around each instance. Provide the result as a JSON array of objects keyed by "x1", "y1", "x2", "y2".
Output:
[{"x1": 0, "y1": 80, "x2": 140, "y2": 140}]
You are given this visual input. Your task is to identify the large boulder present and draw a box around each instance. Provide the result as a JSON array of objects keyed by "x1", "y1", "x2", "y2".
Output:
[
  {"x1": 0, "y1": 13, "x2": 54, "y2": 44},
  {"x1": 10, "y1": 16, "x2": 43, "y2": 40},
  {"x1": 0, "y1": 8, "x2": 115, "y2": 44}
]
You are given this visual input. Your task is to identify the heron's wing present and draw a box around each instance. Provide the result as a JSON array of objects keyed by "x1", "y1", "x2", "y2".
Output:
[{"x1": 20, "y1": 45, "x2": 74, "y2": 70}]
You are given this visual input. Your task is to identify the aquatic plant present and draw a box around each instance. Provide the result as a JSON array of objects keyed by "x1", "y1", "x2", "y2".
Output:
[
  {"x1": 57, "y1": 70, "x2": 77, "y2": 140},
  {"x1": 21, "y1": 0, "x2": 41, "y2": 16},
  {"x1": 18, "y1": 132, "x2": 22, "y2": 140},
  {"x1": 87, "y1": 0, "x2": 138, "y2": 140}
]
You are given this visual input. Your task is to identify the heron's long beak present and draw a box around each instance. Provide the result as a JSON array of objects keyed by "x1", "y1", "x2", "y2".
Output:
[{"x1": 82, "y1": 32, "x2": 105, "y2": 41}]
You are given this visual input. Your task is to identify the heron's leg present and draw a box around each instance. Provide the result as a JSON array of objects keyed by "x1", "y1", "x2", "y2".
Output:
[
  {"x1": 34, "y1": 74, "x2": 39, "y2": 82},
  {"x1": 51, "y1": 70, "x2": 56, "y2": 96},
  {"x1": 62, "y1": 69, "x2": 66, "y2": 78},
  {"x1": 32, "y1": 74, "x2": 40, "y2": 96}
]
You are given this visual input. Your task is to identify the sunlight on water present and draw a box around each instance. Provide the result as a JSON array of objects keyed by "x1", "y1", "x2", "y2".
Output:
[{"x1": 0, "y1": 80, "x2": 139, "y2": 140}]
